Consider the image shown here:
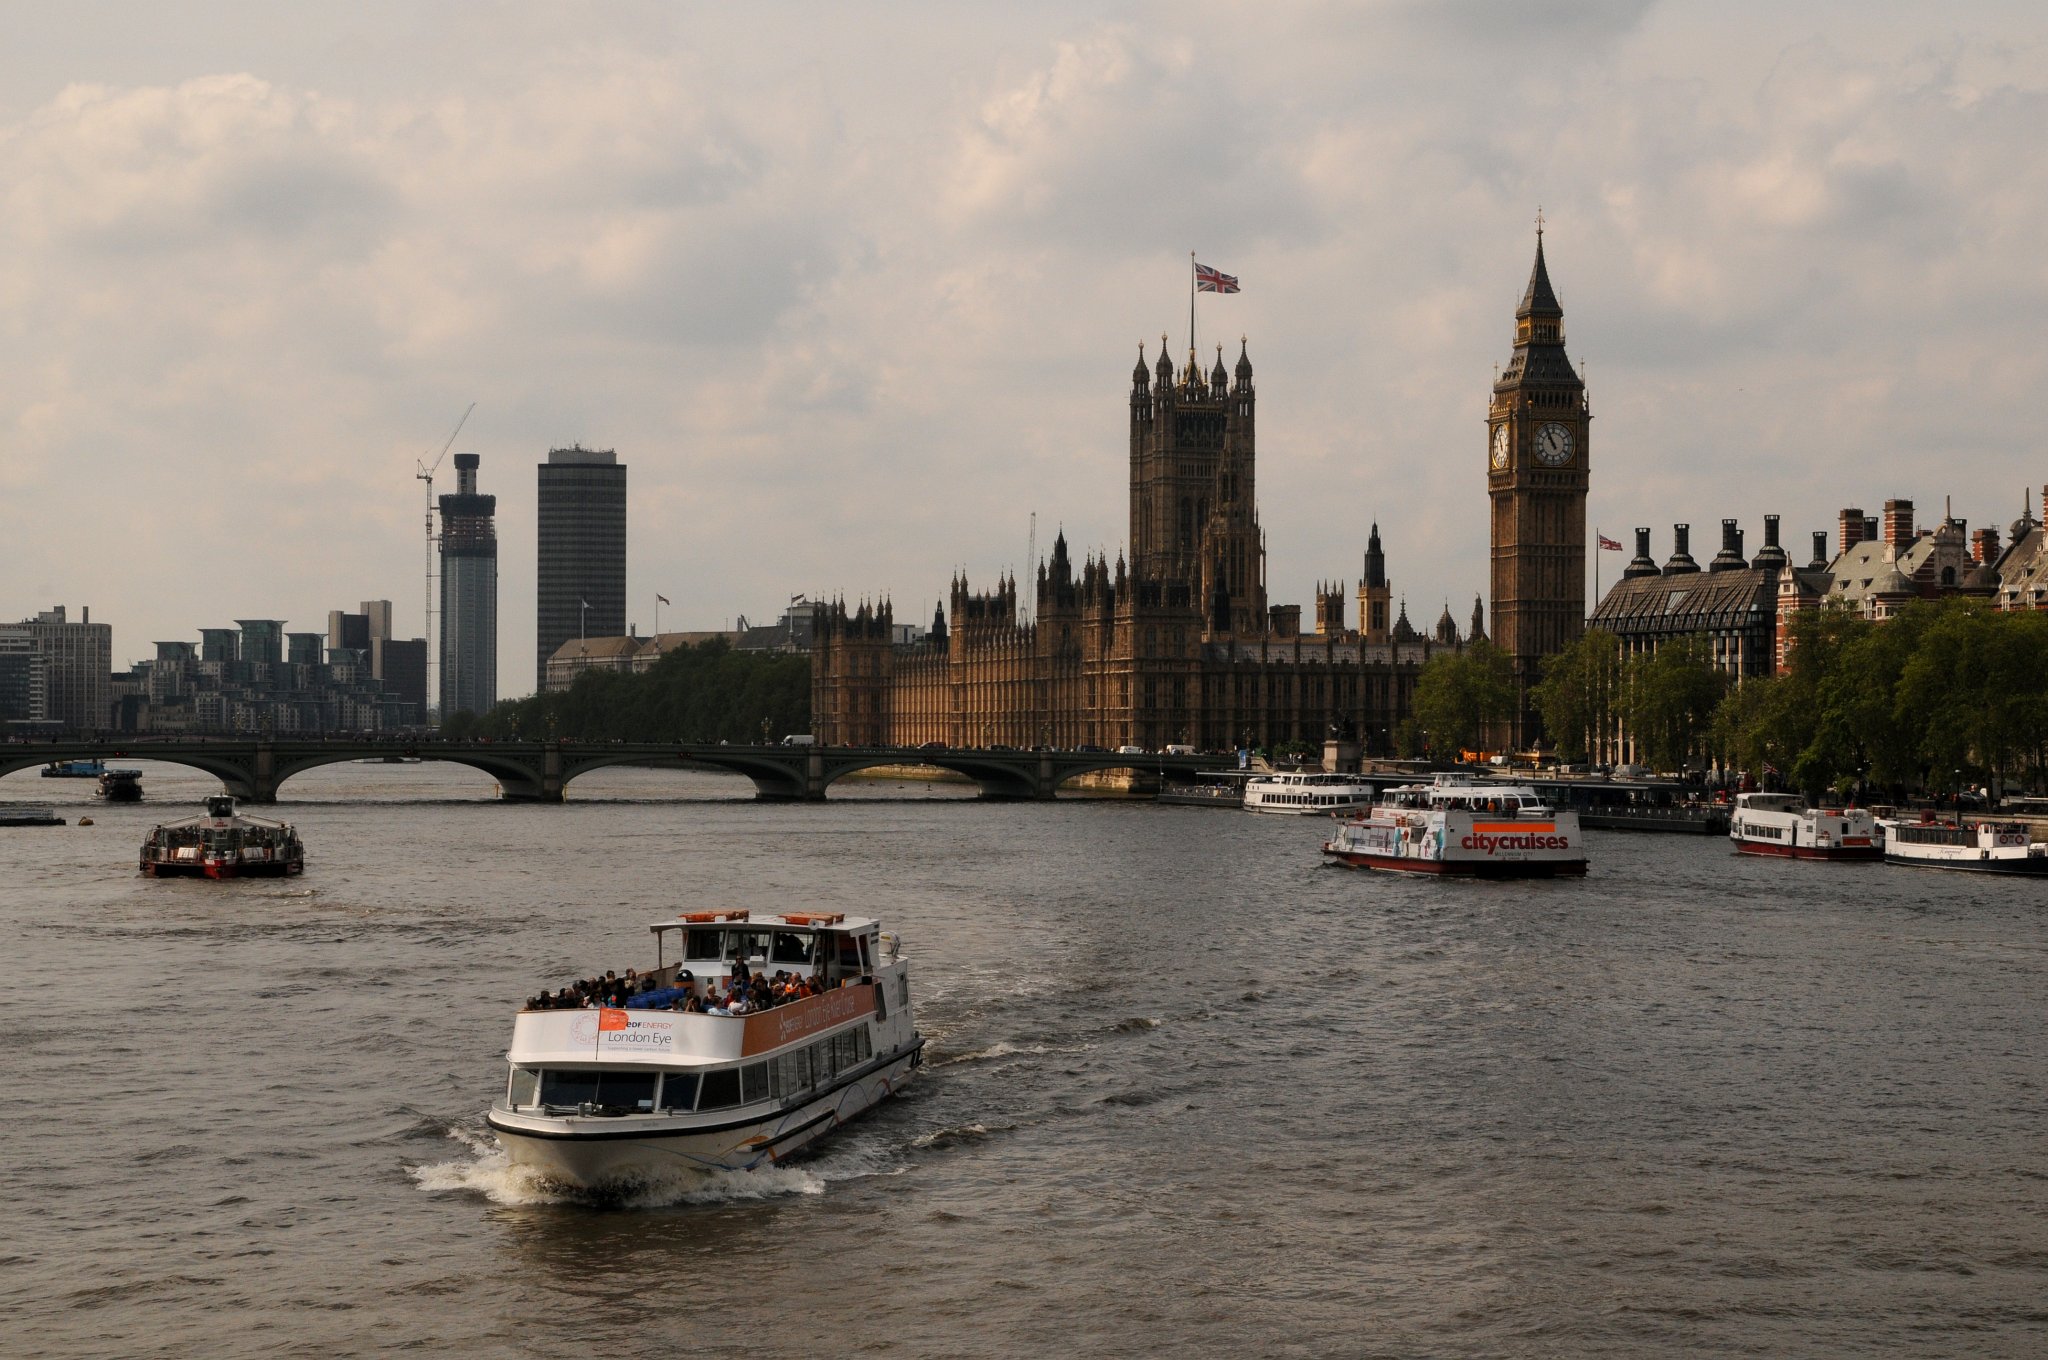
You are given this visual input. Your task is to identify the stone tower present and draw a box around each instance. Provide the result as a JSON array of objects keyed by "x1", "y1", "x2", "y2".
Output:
[
  {"x1": 1358, "y1": 522, "x2": 1392, "y2": 646},
  {"x1": 1130, "y1": 337, "x2": 1266, "y2": 635},
  {"x1": 1488, "y1": 226, "x2": 1589, "y2": 745}
]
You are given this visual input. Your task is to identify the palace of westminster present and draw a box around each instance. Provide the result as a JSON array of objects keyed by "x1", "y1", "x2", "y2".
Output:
[{"x1": 810, "y1": 233, "x2": 1592, "y2": 753}]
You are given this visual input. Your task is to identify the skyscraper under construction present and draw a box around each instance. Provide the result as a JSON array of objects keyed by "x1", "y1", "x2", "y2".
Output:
[{"x1": 438, "y1": 453, "x2": 498, "y2": 717}]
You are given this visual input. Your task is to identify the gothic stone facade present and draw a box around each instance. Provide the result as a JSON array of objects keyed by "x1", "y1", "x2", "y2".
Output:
[{"x1": 812, "y1": 339, "x2": 1474, "y2": 753}]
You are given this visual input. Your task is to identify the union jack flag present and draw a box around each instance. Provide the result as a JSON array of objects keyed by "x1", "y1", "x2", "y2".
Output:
[
  {"x1": 1598, "y1": 534, "x2": 1624, "y2": 552},
  {"x1": 1194, "y1": 263, "x2": 1240, "y2": 293}
]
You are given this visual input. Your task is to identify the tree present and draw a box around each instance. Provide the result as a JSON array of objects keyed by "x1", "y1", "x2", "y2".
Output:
[
  {"x1": 1623, "y1": 636, "x2": 1726, "y2": 772},
  {"x1": 1532, "y1": 628, "x2": 1623, "y2": 763},
  {"x1": 1410, "y1": 641, "x2": 1515, "y2": 757},
  {"x1": 462, "y1": 639, "x2": 811, "y2": 743}
]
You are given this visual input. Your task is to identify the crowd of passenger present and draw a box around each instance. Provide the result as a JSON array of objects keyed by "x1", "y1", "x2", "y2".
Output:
[{"x1": 524, "y1": 965, "x2": 836, "y2": 1015}]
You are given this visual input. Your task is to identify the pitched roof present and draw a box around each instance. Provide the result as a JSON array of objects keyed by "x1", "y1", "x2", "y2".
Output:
[{"x1": 1591, "y1": 567, "x2": 1777, "y2": 635}]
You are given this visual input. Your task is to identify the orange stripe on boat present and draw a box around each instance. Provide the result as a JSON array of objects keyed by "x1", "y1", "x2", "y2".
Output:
[{"x1": 1473, "y1": 821, "x2": 1555, "y2": 834}]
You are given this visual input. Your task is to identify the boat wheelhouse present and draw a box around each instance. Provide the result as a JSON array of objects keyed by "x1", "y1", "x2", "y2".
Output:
[
  {"x1": 1878, "y1": 816, "x2": 2048, "y2": 875},
  {"x1": 1322, "y1": 775, "x2": 1588, "y2": 877},
  {"x1": 1728, "y1": 793, "x2": 1881, "y2": 860},
  {"x1": 487, "y1": 909, "x2": 922, "y2": 1189},
  {"x1": 139, "y1": 795, "x2": 304, "y2": 878},
  {"x1": 1243, "y1": 771, "x2": 1377, "y2": 816}
]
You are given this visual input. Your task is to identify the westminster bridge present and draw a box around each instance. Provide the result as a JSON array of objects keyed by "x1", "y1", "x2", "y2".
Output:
[{"x1": 0, "y1": 739, "x2": 1218, "y2": 804}]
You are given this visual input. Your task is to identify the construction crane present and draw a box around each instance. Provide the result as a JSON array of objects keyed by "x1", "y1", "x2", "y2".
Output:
[{"x1": 415, "y1": 402, "x2": 474, "y2": 718}]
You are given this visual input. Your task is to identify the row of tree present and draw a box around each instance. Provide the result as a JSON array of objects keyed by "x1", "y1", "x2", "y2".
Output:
[
  {"x1": 1408, "y1": 598, "x2": 2048, "y2": 797},
  {"x1": 444, "y1": 639, "x2": 811, "y2": 744}
]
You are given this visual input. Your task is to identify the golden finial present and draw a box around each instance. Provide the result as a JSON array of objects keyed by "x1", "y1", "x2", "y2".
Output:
[{"x1": 1535, "y1": 204, "x2": 1545, "y2": 237}]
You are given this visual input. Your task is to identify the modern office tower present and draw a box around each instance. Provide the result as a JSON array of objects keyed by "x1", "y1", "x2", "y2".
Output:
[
  {"x1": 286, "y1": 633, "x2": 325, "y2": 666},
  {"x1": 359, "y1": 600, "x2": 392, "y2": 644},
  {"x1": 327, "y1": 610, "x2": 370, "y2": 655},
  {"x1": 199, "y1": 628, "x2": 239, "y2": 664},
  {"x1": 438, "y1": 453, "x2": 498, "y2": 717},
  {"x1": 236, "y1": 620, "x2": 285, "y2": 669},
  {"x1": 373, "y1": 637, "x2": 429, "y2": 715},
  {"x1": 536, "y1": 445, "x2": 627, "y2": 691},
  {"x1": 16, "y1": 606, "x2": 111, "y2": 732},
  {"x1": 0, "y1": 625, "x2": 42, "y2": 724}
]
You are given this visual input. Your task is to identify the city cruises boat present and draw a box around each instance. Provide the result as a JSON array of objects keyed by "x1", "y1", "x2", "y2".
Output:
[
  {"x1": 1878, "y1": 816, "x2": 2048, "y2": 875},
  {"x1": 42, "y1": 759, "x2": 104, "y2": 778},
  {"x1": 95, "y1": 769, "x2": 143, "y2": 802},
  {"x1": 1728, "y1": 792, "x2": 1882, "y2": 860},
  {"x1": 1322, "y1": 775, "x2": 1588, "y2": 876},
  {"x1": 1244, "y1": 771, "x2": 1377, "y2": 815},
  {"x1": 139, "y1": 795, "x2": 305, "y2": 878},
  {"x1": 0, "y1": 804, "x2": 65, "y2": 827},
  {"x1": 487, "y1": 909, "x2": 923, "y2": 1189}
]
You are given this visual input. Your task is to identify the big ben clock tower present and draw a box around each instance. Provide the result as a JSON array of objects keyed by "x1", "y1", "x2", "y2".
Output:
[{"x1": 1488, "y1": 221, "x2": 1588, "y2": 748}]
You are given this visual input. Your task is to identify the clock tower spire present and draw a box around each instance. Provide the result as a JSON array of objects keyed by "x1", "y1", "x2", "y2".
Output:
[{"x1": 1488, "y1": 222, "x2": 1589, "y2": 748}]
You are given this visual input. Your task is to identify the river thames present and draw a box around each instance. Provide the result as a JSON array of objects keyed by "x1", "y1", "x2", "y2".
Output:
[{"x1": 3, "y1": 761, "x2": 2045, "y2": 1357}]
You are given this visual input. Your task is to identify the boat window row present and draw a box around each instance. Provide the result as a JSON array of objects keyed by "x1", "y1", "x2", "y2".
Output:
[
  {"x1": 1740, "y1": 822, "x2": 1788, "y2": 841},
  {"x1": 1258, "y1": 791, "x2": 1366, "y2": 807},
  {"x1": 509, "y1": 1026, "x2": 875, "y2": 1115},
  {"x1": 683, "y1": 927, "x2": 819, "y2": 965}
]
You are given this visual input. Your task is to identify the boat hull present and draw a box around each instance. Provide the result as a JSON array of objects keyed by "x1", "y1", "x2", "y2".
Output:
[
  {"x1": 1883, "y1": 852, "x2": 2048, "y2": 874},
  {"x1": 1322, "y1": 847, "x2": 1587, "y2": 877},
  {"x1": 141, "y1": 858, "x2": 304, "y2": 878},
  {"x1": 1732, "y1": 840, "x2": 1883, "y2": 861},
  {"x1": 488, "y1": 1046, "x2": 921, "y2": 1188}
]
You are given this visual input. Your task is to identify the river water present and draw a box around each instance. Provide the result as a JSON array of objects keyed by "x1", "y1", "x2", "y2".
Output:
[{"x1": 2, "y1": 761, "x2": 2045, "y2": 1357}]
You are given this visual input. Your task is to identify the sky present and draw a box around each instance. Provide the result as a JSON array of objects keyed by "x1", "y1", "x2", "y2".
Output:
[{"x1": 4, "y1": 1, "x2": 2047, "y2": 690}]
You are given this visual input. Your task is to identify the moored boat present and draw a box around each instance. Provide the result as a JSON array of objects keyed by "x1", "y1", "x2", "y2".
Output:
[
  {"x1": 1322, "y1": 775, "x2": 1588, "y2": 876},
  {"x1": 0, "y1": 804, "x2": 65, "y2": 827},
  {"x1": 1878, "y1": 816, "x2": 2048, "y2": 875},
  {"x1": 42, "y1": 759, "x2": 104, "y2": 778},
  {"x1": 487, "y1": 908, "x2": 923, "y2": 1189},
  {"x1": 95, "y1": 769, "x2": 143, "y2": 801},
  {"x1": 1729, "y1": 792, "x2": 1881, "y2": 860},
  {"x1": 1244, "y1": 771, "x2": 1377, "y2": 815},
  {"x1": 139, "y1": 795, "x2": 304, "y2": 878}
]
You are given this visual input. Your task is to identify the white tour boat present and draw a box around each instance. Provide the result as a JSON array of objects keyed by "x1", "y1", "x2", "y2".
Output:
[
  {"x1": 1728, "y1": 792, "x2": 1882, "y2": 860},
  {"x1": 1878, "y1": 816, "x2": 2048, "y2": 875},
  {"x1": 1322, "y1": 775, "x2": 1588, "y2": 877},
  {"x1": 487, "y1": 909, "x2": 923, "y2": 1189},
  {"x1": 1243, "y1": 771, "x2": 1378, "y2": 816},
  {"x1": 139, "y1": 795, "x2": 304, "y2": 879}
]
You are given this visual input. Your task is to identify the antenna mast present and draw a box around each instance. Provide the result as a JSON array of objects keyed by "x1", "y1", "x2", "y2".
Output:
[{"x1": 415, "y1": 402, "x2": 474, "y2": 721}]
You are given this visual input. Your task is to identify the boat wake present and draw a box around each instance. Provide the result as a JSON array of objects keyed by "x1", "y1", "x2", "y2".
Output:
[
  {"x1": 928, "y1": 1040, "x2": 1065, "y2": 1068},
  {"x1": 408, "y1": 1125, "x2": 905, "y2": 1209}
]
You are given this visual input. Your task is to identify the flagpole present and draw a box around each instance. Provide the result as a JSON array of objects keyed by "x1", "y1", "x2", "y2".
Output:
[
  {"x1": 1189, "y1": 251, "x2": 1197, "y2": 361},
  {"x1": 1595, "y1": 525, "x2": 1601, "y2": 605},
  {"x1": 655, "y1": 592, "x2": 661, "y2": 643}
]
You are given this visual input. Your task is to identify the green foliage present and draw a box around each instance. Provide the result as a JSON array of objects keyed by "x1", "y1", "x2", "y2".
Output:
[
  {"x1": 1710, "y1": 598, "x2": 2048, "y2": 797},
  {"x1": 1623, "y1": 635, "x2": 1729, "y2": 772},
  {"x1": 1410, "y1": 640, "x2": 1515, "y2": 757},
  {"x1": 462, "y1": 640, "x2": 811, "y2": 743},
  {"x1": 1532, "y1": 628, "x2": 1623, "y2": 763}
]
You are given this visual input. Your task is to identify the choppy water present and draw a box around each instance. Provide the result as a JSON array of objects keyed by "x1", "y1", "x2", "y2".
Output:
[{"x1": 3, "y1": 761, "x2": 2046, "y2": 1357}]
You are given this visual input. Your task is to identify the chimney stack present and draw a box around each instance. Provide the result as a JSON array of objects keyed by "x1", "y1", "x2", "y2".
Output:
[
  {"x1": 1751, "y1": 514, "x2": 1789, "y2": 571},
  {"x1": 1623, "y1": 527, "x2": 1660, "y2": 579},
  {"x1": 1811, "y1": 531, "x2": 1829, "y2": 567},
  {"x1": 1840, "y1": 507, "x2": 1866, "y2": 550},
  {"x1": 1709, "y1": 518, "x2": 1748, "y2": 572},
  {"x1": 1973, "y1": 526, "x2": 2001, "y2": 564},
  {"x1": 1664, "y1": 523, "x2": 1700, "y2": 575}
]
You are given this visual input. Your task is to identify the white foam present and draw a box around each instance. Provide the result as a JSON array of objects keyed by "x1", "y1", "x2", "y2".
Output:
[
  {"x1": 409, "y1": 1125, "x2": 832, "y2": 1208},
  {"x1": 930, "y1": 1040, "x2": 1058, "y2": 1067}
]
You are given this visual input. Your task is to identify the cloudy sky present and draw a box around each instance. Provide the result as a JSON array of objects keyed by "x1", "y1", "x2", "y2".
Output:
[{"x1": 4, "y1": 1, "x2": 2046, "y2": 688}]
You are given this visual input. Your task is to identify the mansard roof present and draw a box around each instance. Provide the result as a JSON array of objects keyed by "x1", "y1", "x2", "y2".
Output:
[{"x1": 1591, "y1": 567, "x2": 1777, "y2": 636}]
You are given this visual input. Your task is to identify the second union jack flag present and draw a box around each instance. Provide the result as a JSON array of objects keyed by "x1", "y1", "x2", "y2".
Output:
[{"x1": 1194, "y1": 263, "x2": 1240, "y2": 293}]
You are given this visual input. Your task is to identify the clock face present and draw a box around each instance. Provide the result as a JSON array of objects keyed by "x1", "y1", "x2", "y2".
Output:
[
  {"x1": 1535, "y1": 422, "x2": 1575, "y2": 466},
  {"x1": 1490, "y1": 424, "x2": 1510, "y2": 470}
]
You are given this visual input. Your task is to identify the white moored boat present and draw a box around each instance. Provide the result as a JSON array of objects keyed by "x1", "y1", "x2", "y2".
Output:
[
  {"x1": 1243, "y1": 771, "x2": 1377, "y2": 815},
  {"x1": 1728, "y1": 792, "x2": 1882, "y2": 860},
  {"x1": 487, "y1": 909, "x2": 922, "y2": 1189},
  {"x1": 1878, "y1": 816, "x2": 2048, "y2": 875},
  {"x1": 1322, "y1": 775, "x2": 1588, "y2": 877}
]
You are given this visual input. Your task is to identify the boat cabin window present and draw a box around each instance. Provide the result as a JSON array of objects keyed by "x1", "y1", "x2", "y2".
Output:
[
  {"x1": 698, "y1": 1067, "x2": 741, "y2": 1110},
  {"x1": 729, "y1": 930, "x2": 773, "y2": 964},
  {"x1": 684, "y1": 929, "x2": 725, "y2": 961},
  {"x1": 833, "y1": 932, "x2": 862, "y2": 971},
  {"x1": 536, "y1": 1069, "x2": 655, "y2": 1111},
  {"x1": 771, "y1": 931, "x2": 814, "y2": 965},
  {"x1": 508, "y1": 1066, "x2": 539, "y2": 1108},
  {"x1": 741, "y1": 1063, "x2": 768, "y2": 1105},
  {"x1": 540, "y1": 1070, "x2": 600, "y2": 1107},
  {"x1": 659, "y1": 1073, "x2": 699, "y2": 1111}
]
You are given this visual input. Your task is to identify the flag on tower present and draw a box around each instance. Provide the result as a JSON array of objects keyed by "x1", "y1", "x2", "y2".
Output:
[
  {"x1": 1598, "y1": 533, "x2": 1624, "y2": 552},
  {"x1": 656, "y1": 593, "x2": 671, "y2": 605},
  {"x1": 1194, "y1": 263, "x2": 1240, "y2": 293}
]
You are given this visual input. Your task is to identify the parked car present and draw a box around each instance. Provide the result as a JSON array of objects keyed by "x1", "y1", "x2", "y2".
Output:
[
  {"x1": 1076, "y1": 743, "x2": 1109, "y2": 753},
  {"x1": 1116, "y1": 744, "x2": 1145, "y2": 755}
]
